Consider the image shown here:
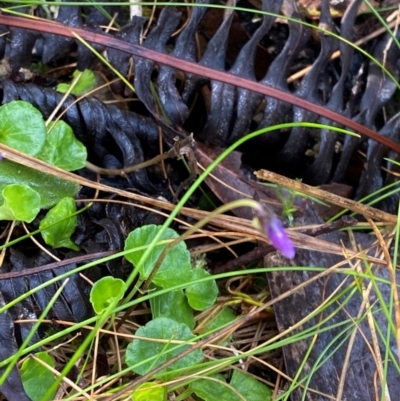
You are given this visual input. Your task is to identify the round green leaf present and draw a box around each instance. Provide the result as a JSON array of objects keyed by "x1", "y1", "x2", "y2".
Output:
[
  {"x1": 185, "y1": 268, "x2": 218, "y2": 311},
  {"x1": 190, "y1": 371, "x2": 273, "y2": 401},
  {"x1": 125, "y1": 317, "x2": 203, "y2": 375},
  {"x1": 90, "y1": 276, "x2": 125, "y2": 314},
  {"x1": 39, "y1": 197, "x2": 79, "y2": 250},
  {"x1": 38, "y1": 121, "x2": 87, "y2": 171},
  {"x1": 150, "y1": 289, "x2": 195, "y2": 329},
  {"x1": 0, "y1": 159, "x2": 80, "y2": 209},
  {"x1": 132, "y1": 382, "x2": 166, "y2": 401},
  {"x1": 190, "y1": 374, "x2": 233, "y2": 401},
  {"x1": 124, "y1": 225, "x2": 192, "y2": 288},
  {"x1": 0, "y1": 184, "x2": 40, "y2": 222},
  {"x1": 230, "y1": 370, "x2": 272, "y2": 401},
  {"x1": 0, "y1": 101, "x2": 46, "y2": 155},
  {"x1": 21, "y1": 352, "x2": 56, "y2": 401}
]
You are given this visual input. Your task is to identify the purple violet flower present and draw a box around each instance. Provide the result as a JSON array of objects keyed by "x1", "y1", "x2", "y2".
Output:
[
  {"x1": 265, "y1": 216, "x2": 295, "y2": 259},
  {"x1": 253, "y1": 204, "x2": 295, "y2": 259}
]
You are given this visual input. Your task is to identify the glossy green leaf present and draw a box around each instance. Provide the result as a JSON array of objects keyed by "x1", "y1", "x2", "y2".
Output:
[
  {"x1": 190, "y1": 371, "x2": 272, "y2": 401},
  {"x1": 20, "y1": 351, "x2": 56, "y2": 401},
  {"x1": 124, "y1": 225, "x2": 192, "y2": 288},
  {"x1": 0, "y1": 101, "x2": 46, "y2": 156},
  {"x1": 150, "y1": 289, "x2": 195, "y2": 329},
  {"x1": 230, "y1": 370, "x2": 272, "y2": 401},
  {"x1": 185, "y1": 268, "x2": 218, "y2": 311},
  {"x1": 57, "y1": 69, "x2": 96, "y2": 95},
  {"x1": 132, "y1": 382, "x2": 166, "y2": 401},
  {"x1": 190, "y1": 374, "x2": 233, "y2": 401},
  {"x1": 90, "y1": 276, "x2": 125, "y2": 314},
  {"x1": 39, "y1": 197, "x2": 79, "y2": 250},
  {"x1": 38, "y1": 121, "x2": 87, "y2": 171},
  {"x1": 0, "y1": 184, "x2": 40, "y2": 222},
  {"x1": 0, "y1": 160, "x2": 80, "y2": 209},
  {"x1": 125, "y1": 317, "x2": 203, "y2": 376}
]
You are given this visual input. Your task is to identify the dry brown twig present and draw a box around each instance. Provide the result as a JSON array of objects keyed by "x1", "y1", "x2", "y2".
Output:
[
  {"x1": 0, "y1": 143, "x2": 397, "y2": 267},
  {"x1": 254, "y1": 169, "x2": 398, "y2": 225}
]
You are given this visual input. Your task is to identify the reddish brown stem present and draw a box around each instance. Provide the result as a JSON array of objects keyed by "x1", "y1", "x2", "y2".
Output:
[{"x1": 1, "y1": 13, "x2": 400, "y2": 154}]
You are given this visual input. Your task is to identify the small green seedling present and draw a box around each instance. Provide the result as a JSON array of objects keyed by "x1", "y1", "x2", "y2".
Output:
[
  {"x1": 261, "y1": 181, "x2": 328, "y2": 226},
  {"x1": 57, "y1": 69, "x2": 96, "y2": 95},
  {"x1": 90, "y1": 276, "x2": 125, "y2": 315}
]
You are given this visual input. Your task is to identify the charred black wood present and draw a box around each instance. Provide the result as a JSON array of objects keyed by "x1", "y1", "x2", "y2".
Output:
[
  {"x1": 0, "y1": 1, "x2": 399, "y2": 211},
  {"x1": 264, "y1": 207, "x2": 400, "y2": 401}
]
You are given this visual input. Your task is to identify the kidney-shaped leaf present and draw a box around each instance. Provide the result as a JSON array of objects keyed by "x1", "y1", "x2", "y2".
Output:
[
  {"x1": 38, "y1": 121, "x2": 87, "y2": 171},
  {"x1": 185, "y1": 268, "x2": 218, "y2": 311},
  {"x1": 0, "y1": 184, "x2": 41, "y2": 222},
  {"x1": 0, "y1": 101, "x2": 46, "y2": 156},
  {"x1": 90, "y1": 276, "x2": 125, "y2": 314},
  {"x1": 0, "y1": 160, "x2": 80, "y2": 209},
  {"x1": 20, "y1": 352, "x2": 57, "y2": 401},
  {"x1": 39, "y1": 197, "x2": 79, "y2": 250},
  {"x1": 230, "y1": 370, "x2": 272, "y2": 401},
  {"x1": 150, "y1": 289, "x2": 195, "y2": 329},
  {"x1": 190, "y1": 371, "x2": 272, "y2": 401},
  {"x1": 57, "y1": 69, "x2": 96, "y2": 95},
  {"x1": 189, "y1": 374, "x2": 234, "y2": 401},
  {"x1": 125, "y1": 317, "x2": 203, "y2": 376},
  {"x1": 124, "y1": 225, "x2": 192, "y2": 288}
]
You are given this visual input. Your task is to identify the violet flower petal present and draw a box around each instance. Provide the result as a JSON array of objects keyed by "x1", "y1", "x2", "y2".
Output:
[{"x1": 266, "y1": 216, "x2": 295, "y2": 259}]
